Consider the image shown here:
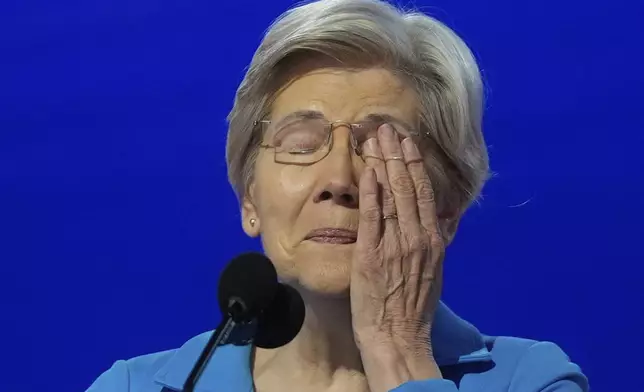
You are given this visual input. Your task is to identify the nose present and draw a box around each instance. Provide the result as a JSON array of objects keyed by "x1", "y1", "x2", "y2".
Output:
[
  {"x1": 314, "y1": 181, "x2": 359, "y2": 208},
  {"x1": 313, "y1": 127, "x2": 360, "y2": 209}
]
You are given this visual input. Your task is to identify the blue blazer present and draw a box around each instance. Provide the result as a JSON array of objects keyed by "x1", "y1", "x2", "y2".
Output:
[{"x1": 86, "y1": 303, "x2": 588, "y2": 391}]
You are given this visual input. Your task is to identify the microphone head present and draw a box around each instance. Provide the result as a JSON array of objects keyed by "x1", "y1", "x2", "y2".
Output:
[
  {"x1": 255, "y1": 283, "x2": 305, "y2": 349},
  {"x1": 217, "y1": 252, "x2": 278, "y2": 322}
]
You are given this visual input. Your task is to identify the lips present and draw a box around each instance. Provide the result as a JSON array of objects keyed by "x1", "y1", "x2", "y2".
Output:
[{"x1": 305, "y1": 228, "x2": 357, "y2": 244}]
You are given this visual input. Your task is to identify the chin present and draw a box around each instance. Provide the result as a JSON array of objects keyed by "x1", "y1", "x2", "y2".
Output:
[
  {"x1": 298, "y1": 266, "x2": 351, "y2": 297},
  {"x1": 275, "y1": 248, "x2": 354, "y2": 298}
]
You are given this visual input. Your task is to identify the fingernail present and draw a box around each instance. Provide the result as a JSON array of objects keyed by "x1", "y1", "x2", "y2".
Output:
[
  {"x1": 401, "y1": 137, "x2": 421, "y2": 158},
  {"x1": 363, "y1": 137, "x2": 378, "y2": 154},
  {"x1": 379, "y1": 124, "x2": 395, "y2": 139}
]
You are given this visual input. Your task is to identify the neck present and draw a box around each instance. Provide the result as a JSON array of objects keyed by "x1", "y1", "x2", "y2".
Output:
[{"x1": 253, "y1": 288, "x2": 367, "y2": 390}]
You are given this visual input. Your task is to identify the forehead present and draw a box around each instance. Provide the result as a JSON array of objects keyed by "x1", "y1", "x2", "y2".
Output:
[{"x1": 269, "y1": 67, "x2": 418, "y2": 122}]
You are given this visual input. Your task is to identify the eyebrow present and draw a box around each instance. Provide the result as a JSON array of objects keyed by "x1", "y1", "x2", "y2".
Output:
[
  {"x1": 362, "y1": 113, "x2": 416, "y2": 133},
  {"x1": 272, "y1": 110, "x2": 416, "y2": 132},
  {"x1": 272, "y1": 110, "x2": 326, "y2": 130}
]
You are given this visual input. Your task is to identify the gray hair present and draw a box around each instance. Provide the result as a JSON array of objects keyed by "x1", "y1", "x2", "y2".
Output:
[{"x1": 226, "y1": 0, "x2": 489, "y2": 217}]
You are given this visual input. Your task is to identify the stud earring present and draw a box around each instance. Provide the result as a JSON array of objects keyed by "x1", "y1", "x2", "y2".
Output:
[{"x1": 249, "y1": 218, "x2": 256, "y2": 227}]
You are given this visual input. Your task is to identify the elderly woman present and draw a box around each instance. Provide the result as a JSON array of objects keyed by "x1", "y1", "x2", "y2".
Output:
[{"x1": 88, "y1": 0, "x2": 588, "y2": 391}]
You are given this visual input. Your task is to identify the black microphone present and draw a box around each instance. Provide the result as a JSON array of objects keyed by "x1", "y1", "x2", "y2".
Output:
[
  {"x1": 256, "y1": 279, "x2": 305, "y2": 349},
  {"x1": 183, "y1": 252, "x2": 305, "y2": 392},
  {"x1": 217, "y1": 252, "x2": 279, "y2": 323}
]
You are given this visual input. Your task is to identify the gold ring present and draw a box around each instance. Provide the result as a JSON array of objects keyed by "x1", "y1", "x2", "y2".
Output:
[
  {"x1": 382, "y1": 213, "x2": 398, "y2": 220},
  {"x1": 362, "y1": 154, "x2": 384, "y2": 161},
  {"x1": 385, "y1": 156, "x2": 405, "y2": 162}
]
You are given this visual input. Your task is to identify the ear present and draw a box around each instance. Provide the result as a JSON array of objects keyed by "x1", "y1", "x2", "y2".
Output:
[{"x1": 241, "y1": 183, "x2": 260, "y2": 238}]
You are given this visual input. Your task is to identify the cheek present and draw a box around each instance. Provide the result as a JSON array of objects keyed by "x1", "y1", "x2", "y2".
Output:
[
  {"x1": 279, "y1": 166, "x2": 313, "y2": 195},
  {"x1": 256, "y1": 165, "x2": 316, "y2": 216}
]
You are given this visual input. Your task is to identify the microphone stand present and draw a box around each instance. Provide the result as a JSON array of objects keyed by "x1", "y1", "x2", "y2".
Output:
[{"x1": 182, "y1": 299, "x2": 246, "y2": 392}]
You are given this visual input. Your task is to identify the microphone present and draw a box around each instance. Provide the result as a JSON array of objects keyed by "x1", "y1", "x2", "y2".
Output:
[
  {"x1": 183, "y1": 252, "x2": 305, "y2": 392},
  {"x1": 217, "y1": 252, "x2": 279, "y2": 323},
  {"x1": 256, "y1": 280, "x2": 305, "y2": 349}
]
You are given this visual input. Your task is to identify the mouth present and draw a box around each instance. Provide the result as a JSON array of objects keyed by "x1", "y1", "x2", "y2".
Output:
[{"x1": 305, "y1": 228, "x2": 357, "y2": 244}]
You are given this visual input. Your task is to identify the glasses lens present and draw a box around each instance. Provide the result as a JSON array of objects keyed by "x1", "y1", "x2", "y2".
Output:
[
  {"x1": 352, "y1": 121, "x2": 413, "y2": 157},
  {"x1": 272, "y1": 118, "x2": 330, "y2": 164}
]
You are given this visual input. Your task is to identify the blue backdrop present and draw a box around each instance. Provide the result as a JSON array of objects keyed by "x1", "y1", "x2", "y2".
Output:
[{"x1": 1, "y1": 1, "x2": 642, "y2": 391}]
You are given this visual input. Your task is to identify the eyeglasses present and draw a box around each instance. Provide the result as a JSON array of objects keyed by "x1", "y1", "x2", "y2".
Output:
[{"x1": 254, "y1": 113, "x2": 421, "y2": 165}]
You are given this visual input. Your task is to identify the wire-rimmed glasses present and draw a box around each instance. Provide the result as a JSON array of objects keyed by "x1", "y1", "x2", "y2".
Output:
[{"x1": 255, "y1": 111, "x2": 420, "y2": 165}]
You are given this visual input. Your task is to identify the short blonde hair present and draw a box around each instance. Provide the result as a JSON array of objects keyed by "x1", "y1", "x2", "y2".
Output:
[{"x1": 226, "y1": 0, "x2": 489, "y2": 216}]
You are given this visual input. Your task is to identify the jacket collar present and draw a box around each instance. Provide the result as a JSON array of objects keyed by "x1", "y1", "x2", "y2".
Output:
[{"x1": 154, "y1": 302, "x2": 491, "y2": 392}]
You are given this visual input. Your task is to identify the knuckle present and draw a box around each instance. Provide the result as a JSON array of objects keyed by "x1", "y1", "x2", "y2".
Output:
[
  {"x1": 390, "y1": 173, "x2": 415, "y2": 195},
  {"x1": 361, "y1": 190, "x2": 379, "y2": 206},
  {"x1": 361, "y1": 206, "x2": 382, "y2": 222},
  {"x1": 409, "y1": 233, "x2": 431, "y2": 251},
  {"x1": 415, "y1": 179, "x2": 435, "y2": 203},
  {"x1": 430, "y1": 232, "x2": 445, "y2": 250},
  {"x1": 407, "y1": 236, "x2": 426, "y2": 252}
]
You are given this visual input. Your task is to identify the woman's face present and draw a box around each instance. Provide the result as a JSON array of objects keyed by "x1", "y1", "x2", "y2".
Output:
[{"x1": 242, "y1": 67, "x2": 419, "y2": 296}]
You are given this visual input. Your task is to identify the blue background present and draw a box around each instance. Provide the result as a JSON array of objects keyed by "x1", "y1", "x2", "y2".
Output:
[{"x1": 1, "y1": 0, "x2": 642, "y2": 391}]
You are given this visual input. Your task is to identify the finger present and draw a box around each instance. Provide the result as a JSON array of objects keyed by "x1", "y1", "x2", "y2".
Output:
[
  {"x1": 378, "y1": 124, "x2": 421, "y2": 237},
  {"x1": 401, "y1": 138, "x2": 444, "y2": 316},
  {"x1": 401, "y1": 137, "x2": 441, "y2": 240},
  {"x1": 361, "y1": 137, "x2": 396, "y2": 218},
  {"x1": 357, "y1": 167, "x2": 382, "y2": 251}
]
